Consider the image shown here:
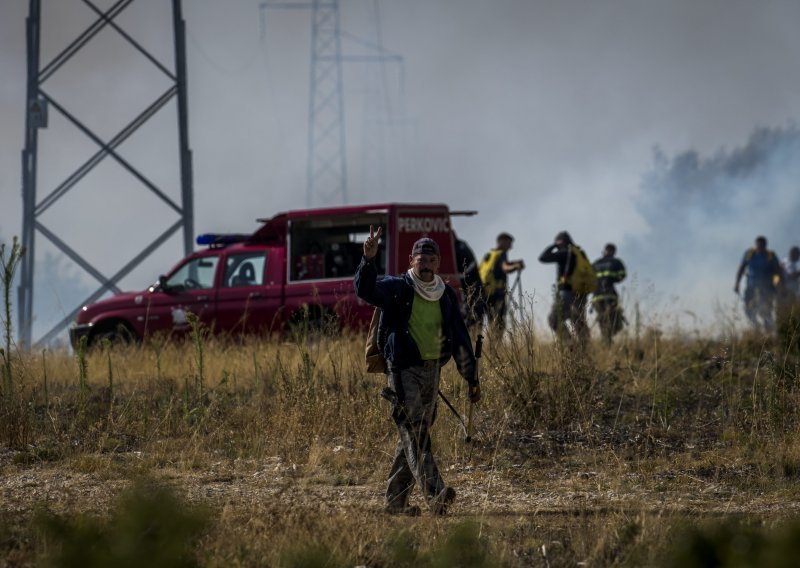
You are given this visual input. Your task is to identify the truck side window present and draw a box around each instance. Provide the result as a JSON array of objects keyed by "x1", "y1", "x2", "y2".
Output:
[
  {"x1": 166, "y1": 256, "x2": 219, "y2": 290},
  {"x1": 224, "y1": 252, "x2": 266, "y2": 287}
]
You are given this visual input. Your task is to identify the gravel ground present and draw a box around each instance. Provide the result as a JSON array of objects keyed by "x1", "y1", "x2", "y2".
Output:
[{"x1": 4, "y1": 447, "x2": 797, "y2": 521}]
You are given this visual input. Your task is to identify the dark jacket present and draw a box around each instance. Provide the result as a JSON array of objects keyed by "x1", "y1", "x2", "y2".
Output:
[
  {"x1": 354, "y1": 256, "x2": 477, "y2": 384},
  {"x1": 455, "y1": 238, "x2": 483, "y2": 291},
  {"x1": 538, "y1": 245, "x2": 577, "y2": 291},
  {"x1": 592, "y1": 256, "x2": 626, "y2": 299}
]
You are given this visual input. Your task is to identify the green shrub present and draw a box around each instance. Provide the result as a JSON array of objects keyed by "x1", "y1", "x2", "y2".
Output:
[{"x1": 36, "y1": 478, "x2": 210, "y2": 568}]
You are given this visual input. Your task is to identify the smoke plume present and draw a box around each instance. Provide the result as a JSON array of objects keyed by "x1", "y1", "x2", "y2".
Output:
[{"x1": 626, "y1": 123, "x2": 800, "y2": 330}]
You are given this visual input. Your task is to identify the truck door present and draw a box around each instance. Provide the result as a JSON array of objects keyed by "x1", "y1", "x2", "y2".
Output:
[
  {"x1": 215, "y1": 249, "x2": 284, "y2": 335},
  {"x1": 144, "y1": 254, "x2": 220, "y2": 337}
]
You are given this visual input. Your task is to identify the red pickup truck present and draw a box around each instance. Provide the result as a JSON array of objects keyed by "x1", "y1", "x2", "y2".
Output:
[{"x1": 69, "y1": 203, "x2": 465, "y2": 347}]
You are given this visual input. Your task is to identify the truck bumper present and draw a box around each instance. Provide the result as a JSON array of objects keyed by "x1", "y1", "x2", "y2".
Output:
[{"x1": 69, "y1": 324, "x2": 92, "y2": 350}]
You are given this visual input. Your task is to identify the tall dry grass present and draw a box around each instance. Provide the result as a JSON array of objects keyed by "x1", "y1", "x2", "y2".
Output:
[{"x1": 1, "y1": 294, "x2": 800, "y2": 565}]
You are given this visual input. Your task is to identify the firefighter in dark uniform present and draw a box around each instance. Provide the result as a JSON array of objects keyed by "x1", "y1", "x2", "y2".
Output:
[
  {"x1": 591, "y1": 243, "x2": 627, "y2": 344},
  {"x1": 454, "y1": 234, "x2": 486, "y2": 329}
]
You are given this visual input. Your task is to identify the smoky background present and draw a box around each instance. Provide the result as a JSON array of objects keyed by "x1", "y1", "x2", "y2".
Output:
[{"x1": 2, "y1": 0, "x2": 800, "y2": 342}]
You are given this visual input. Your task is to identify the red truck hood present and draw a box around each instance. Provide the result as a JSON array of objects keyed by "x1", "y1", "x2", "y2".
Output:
[{"x1": 76, "y1": 289, "x2": 154, "y2": 324}]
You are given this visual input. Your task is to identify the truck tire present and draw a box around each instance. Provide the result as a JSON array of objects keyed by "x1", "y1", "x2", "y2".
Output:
[{"x1": 88, "y1": 321, "x2": 138, "y2": 348}]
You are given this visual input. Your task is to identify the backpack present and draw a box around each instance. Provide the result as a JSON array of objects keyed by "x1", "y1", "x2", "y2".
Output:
[
  {"x1": 365, "y1": 307, "x2": 387, "y2": 373},
  {"x1": 566, "y1": 245, "x2": 596, "y2": 295},
  {"x1": 479, "y1": 249, "x2": 504, "y2": 297},
  {"x1": 744, "y1": 248, "x2": 781, "y2": 287},
  {"x1": 744, "y1": 247, "x2": 775, "y2": 264},
  {"x1": 364, "y1": 277, "x2": 428, "y2": 374}
]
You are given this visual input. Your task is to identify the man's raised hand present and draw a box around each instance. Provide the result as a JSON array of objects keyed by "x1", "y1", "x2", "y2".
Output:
[{"x1": 364, "y1": 225, "x2": 383, "y2": 259}]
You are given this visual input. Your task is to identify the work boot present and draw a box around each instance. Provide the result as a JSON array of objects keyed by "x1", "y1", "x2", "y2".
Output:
[
  {"x1": 384, "y1": 502, "x2": 421, "y2": 516},
  {"x1": 429, "y1": 486, "x2": 456, "y2": 515}
]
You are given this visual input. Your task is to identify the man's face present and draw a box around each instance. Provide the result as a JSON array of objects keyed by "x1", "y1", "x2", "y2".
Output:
[
  {"x1": 603, "y1": 247, "x2": 615, "y2": 258},
  {"x1": 409, "y1": 253, "x2": 440, "y2": 282},
  {"x1": 555, "y1": 239, "x2": 567, "y2": 250},
  {"x1": 498, "y1": 238, "x2": 512, "y2": 251},
  {"x1": 755, "y1": 239, "x2": 767, "y2": 252},
  {"x1": 791, "y1": 249, "x2": 800, "y2": 262}
]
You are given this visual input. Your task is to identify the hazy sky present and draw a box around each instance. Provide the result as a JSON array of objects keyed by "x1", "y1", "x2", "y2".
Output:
[{"x1": 2, "y1": 0, "x2": 800, "y2": 341}]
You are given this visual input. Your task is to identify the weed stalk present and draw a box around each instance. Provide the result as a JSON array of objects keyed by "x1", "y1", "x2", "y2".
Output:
[
  {"x1": 188, "y1": 313, "x2": 205, "y2": 400},
  {"x1": 151, "y1": 335, "x2": 165, "y2": 383},
  {"x1": 1, "y1": 236, "x2": 25, "y2": 399},
  {"x1": 104, "y1": 339, "x2": 115, "y2": 419},
  {"x1": 77, "y1": 335, "x2": 89, "y2": 405},
  {"x1": 41, "y1": 348, "x2": 48, "y2": 409}
]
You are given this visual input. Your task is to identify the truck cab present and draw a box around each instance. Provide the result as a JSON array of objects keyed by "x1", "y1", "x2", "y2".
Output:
[{"x1": 69, "y1": 203, "x2": 463, "y2": 347}]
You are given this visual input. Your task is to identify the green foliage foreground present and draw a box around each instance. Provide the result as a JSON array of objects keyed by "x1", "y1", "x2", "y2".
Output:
[{"x1": 35, "y1": 479, "x2": 210, "y2": 568}]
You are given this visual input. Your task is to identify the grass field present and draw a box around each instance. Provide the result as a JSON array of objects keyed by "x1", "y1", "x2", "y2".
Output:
[{"x1": 2, "y1": 301, "x2": 800, "y2": 567}]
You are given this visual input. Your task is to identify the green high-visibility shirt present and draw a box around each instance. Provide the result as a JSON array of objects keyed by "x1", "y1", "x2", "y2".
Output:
[{"x1": 409, "y1": 294, "x2": 443, "y2": 361}]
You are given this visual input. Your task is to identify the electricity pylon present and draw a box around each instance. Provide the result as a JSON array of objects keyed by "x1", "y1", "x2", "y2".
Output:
[
  {"x1": 260, "y1": 0, "x2": 402, "y2": 207},
  {"x1": 18, "y1": 0, "x2": 194, "y2": 348}
]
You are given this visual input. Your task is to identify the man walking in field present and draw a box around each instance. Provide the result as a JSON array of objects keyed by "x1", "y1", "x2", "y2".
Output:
[
  {"x1": 479, "y1": 232, "x2": 525, "y2": 334},
  {"x1": 776, "y1": 246, "x2": 800, "y2": 345},
  {"x1": 781, "y1": 246, "x2": 800, "y2": 299},
  {"x1": 539, "y1": 231, "x2": 592, "y2": 343},
  {"x1": 355, "y1": 227, "x2": 480, "y2": 515},
  {"x1": 454, "y1": 233, "x2": 486, "y2": 329},
  {"x1": 592, "y1": 243, "x2": 627, "y2": 345},
  {"x1": 735, "y1": 235, "x2": 783, "y2": 332}
]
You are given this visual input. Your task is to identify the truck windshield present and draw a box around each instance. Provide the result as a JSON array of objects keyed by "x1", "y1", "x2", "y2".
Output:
[
  {"x1": 289, "y1": 214, "x2": 387, "y2": 281},
  {"x1": 166, "y1": 255, "x2": 219, "y2": 290}
]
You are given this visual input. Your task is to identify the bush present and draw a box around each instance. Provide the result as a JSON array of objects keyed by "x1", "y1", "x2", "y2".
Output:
[{"x1": 36, "y1": 478, "x2": 210, "y2": 568}]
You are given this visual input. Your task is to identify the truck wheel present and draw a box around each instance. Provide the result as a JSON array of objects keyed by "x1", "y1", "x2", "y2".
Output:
[{"x1": 89, "y1": 322, "x2": 138, "y2": 348}]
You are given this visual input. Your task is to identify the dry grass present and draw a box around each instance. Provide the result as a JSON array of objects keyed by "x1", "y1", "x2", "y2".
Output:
[{"x1": 2, "y1": 314, "x2": 800, "y2": 566}]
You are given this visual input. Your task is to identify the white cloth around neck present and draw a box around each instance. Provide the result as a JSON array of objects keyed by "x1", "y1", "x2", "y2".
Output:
[{"x1": 407, "y1": 269, "x2": 446, "y2": 301}]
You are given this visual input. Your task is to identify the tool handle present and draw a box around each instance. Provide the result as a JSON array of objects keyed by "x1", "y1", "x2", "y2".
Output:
[
  {"x1": 475, "y1": 334, "x2": 483, "y2": 359},
  {"x1": 466, "y1": 402, "x2": 474, "y2": 443}
]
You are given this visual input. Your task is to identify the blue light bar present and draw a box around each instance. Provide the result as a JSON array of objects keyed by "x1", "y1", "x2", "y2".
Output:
[{"x1": 196, "y1": 233, "x2": 251, "y2": 246}]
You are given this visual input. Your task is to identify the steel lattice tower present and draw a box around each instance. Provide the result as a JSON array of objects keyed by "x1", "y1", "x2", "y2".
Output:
[
  {"x1": 18, "y1": 0, "x2": 194, "y2": 348},
  {"x1": 307, "y1": 0, "x2": 347, "y2": 207},
  {"x1": 261, "y1": 0, "x2": 401, "y2": 207}
]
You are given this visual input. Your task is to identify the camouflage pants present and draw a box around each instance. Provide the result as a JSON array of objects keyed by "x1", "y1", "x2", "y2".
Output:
[{"x1": 386, "y1": 365, "x2": 445, "y2": 509}]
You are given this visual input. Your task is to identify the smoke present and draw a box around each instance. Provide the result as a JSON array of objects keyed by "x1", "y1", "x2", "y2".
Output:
[
  {"x1": 0, "y1": 241, "x2": 92, "y2": 347},
  {"x1": 626, "y1": 123, "x2": 800, "y2": 329},
  {"x1": 5, "y1": 1, "x2": 800, "y2": 341}
]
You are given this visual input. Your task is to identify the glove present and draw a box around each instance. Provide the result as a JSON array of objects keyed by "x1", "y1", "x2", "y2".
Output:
[{"x1": 468, "y1": 383, "x2": 481, "y2": 403}]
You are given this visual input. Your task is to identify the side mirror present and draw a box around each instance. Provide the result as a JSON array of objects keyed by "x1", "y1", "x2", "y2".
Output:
[{"x1": 158, "y1": 275, "x2": 171, "y2": 294}]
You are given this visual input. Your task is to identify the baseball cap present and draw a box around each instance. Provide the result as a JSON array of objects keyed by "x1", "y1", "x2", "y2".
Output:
[{"x1": 411, "y1": 237, "x2": 440, "y2": 256}]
